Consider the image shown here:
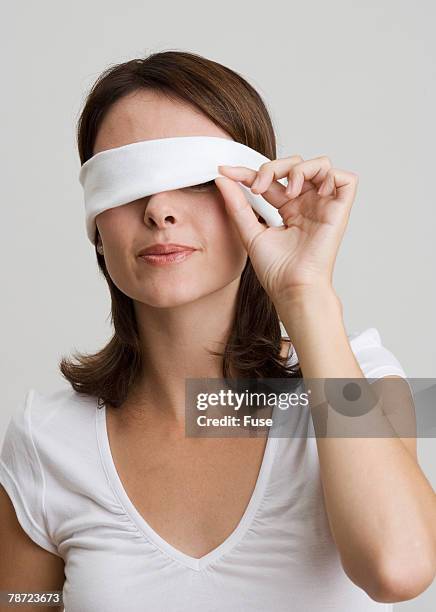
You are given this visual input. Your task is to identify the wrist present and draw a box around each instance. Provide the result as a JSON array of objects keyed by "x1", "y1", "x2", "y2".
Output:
[
  {"x1": 274, "y1": 284, "x2": 342, "y2": 315},
  {"x1": 275, "y1": 285, "x2": 344, "y2": 338}
]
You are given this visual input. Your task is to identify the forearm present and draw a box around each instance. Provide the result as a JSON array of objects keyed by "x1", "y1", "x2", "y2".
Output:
[{"x1": 275, "y1": 287, "x2": 436, "y2": 600}]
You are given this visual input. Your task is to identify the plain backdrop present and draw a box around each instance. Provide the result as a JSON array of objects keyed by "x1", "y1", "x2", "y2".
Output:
[{"x1": 1, "y1": 1, "x2": 435, "y2": 609}]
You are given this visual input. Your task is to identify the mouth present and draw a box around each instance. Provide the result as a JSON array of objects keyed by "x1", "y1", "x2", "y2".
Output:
[{"x1": 138, "y1": 249, "x2": 196, "y2": 266}]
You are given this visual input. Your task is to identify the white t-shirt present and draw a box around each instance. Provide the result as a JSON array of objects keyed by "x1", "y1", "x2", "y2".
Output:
[{"x1": 0, "y1": 327, "x2": 409, "y2": 612}]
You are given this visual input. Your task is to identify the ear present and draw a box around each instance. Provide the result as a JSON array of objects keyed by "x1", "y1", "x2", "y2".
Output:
[{"x1": 95, "y1": 230, "x2": 104, "y2": 254}]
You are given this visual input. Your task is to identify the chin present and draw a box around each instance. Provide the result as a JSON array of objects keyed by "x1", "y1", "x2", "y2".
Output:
[{"x1": 133, "y1": 287, "x2": 209, "y2": 309}]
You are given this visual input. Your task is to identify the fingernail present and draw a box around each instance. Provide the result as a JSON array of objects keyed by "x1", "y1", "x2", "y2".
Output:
[{"x1": 286, "y1": 180, "x2": 292, "y2": 196}]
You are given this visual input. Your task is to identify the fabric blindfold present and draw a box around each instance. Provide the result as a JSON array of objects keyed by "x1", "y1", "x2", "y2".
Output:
[{"x1": 79, "y1": 136, "x2": 285, "y2": 244}]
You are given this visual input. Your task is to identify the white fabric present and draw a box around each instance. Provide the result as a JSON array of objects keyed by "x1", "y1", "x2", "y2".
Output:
[
  {"x1": 0, "y1": 327, "x2": 408, "y2": 611},
  {"x1": 78, "y1": 136, "x2": 285, "y2": 244}
]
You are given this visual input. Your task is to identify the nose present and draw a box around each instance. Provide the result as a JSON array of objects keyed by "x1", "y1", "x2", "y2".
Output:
[{"x1": 143, "y1": 191, "x2": 180, "y2": 228}]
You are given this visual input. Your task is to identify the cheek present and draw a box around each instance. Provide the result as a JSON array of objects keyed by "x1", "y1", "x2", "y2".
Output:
[
  {"x1": 202, "y1": 198, "x2": 248, "y2": 273},
  {"x1": 95, "y1": 208, "x2": 136, "y2": 287},
  {"x1": 96, "y1": 206, "x2": 137, "y2": 242}
]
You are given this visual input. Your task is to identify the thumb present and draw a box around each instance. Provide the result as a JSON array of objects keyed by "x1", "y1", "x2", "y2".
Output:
[{"x1": 214, "y1": 176, "x2": 265, "y2": 252}]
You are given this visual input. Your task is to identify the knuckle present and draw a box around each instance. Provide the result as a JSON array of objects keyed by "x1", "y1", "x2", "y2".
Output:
[
  {"x1": 288, "y1": 157, "x2": 303, "y2": 175},
  {"x1": 283, "y1": 155, "x2": 303, "y2": 166}
]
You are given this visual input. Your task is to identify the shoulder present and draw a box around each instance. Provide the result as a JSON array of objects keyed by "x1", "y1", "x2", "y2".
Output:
[
  {"x1": 22, "y1": 386, "x2": 97, "y2": 434},
  {"x1": 347, "y1": 326, "x2": 383, "y2": 349},
  {"x1": 0, "y1": 388, "x2": 87, "y2": 556},
  {"x1": 1, "y1": 386, "x2": 98, "y2": 481},
  {"x1": 287, "y1": 326, "x2": 407, "y2": 379},
  {"x1": 347, "y1": 326, "x2": 407, "y2": 379},
  {"x1": 0, "y1": 387, "x2": 101, "y2": 555}
]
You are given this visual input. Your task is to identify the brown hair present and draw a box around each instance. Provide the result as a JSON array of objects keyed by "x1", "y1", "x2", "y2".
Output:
[{"x1": 59, "y1": 50, "x2": 302, "y2": 408}]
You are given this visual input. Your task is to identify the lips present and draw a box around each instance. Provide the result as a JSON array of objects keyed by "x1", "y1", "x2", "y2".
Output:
[{"x1": 137, "y1": 243, "x2": 197, "y2": 256}]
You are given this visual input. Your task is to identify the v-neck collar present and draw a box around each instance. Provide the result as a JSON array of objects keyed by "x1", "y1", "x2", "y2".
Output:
[{"x1": 96, "y1": 400, "x2": 279, "y2": 571}]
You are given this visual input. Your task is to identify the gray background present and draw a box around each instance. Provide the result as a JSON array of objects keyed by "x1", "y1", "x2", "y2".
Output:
[{"x1": 1, "y1": 0, "x2": 434, "y2": 609}]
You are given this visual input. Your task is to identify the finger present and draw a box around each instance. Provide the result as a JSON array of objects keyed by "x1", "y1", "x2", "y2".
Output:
[
  {"x1": 317, "y1": 168, "x2": 359, "y2": 204},
  {"x1": 286, "y1": 156, "x2": 333, "y2": 198},
  {"x1": 250, "y1": 156, "x2": 304, "y2": 193},
  {"x1": 218, "y1": 157, "x2": 308, "y2": 210},
  {"x1": 214, "y1": 175, "x2": 265, "y2": 252}
]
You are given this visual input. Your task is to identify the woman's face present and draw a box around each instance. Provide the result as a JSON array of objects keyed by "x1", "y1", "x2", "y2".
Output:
[{"x1": 94, "y1": 89, "x2": 249, "y2": 308}]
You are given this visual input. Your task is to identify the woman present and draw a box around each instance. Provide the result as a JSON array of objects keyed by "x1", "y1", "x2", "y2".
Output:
[{"x1": 1, "y1": 50, "x2": 435, "y2": 612}]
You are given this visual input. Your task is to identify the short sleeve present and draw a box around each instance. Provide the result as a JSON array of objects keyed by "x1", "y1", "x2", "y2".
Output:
[
  {"x1": 0, "y1": 389, "x2": 59, "y2": 555},
  {"x1": 348, "y1": 327, "x2": 407, "y2": 378},
  {"x1": 287, "y1": 327, "x2": 408, "y2": 379}
]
